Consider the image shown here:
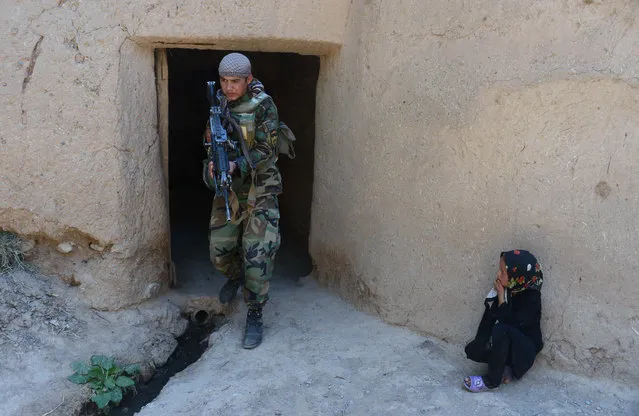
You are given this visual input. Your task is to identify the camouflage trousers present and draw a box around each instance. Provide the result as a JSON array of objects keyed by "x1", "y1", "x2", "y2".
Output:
[{"x1": 208, "y1": 194, "x2": 281, "y2": 305}]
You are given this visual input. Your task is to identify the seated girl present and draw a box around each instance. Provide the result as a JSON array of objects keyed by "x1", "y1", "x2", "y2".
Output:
[{"x1": 463, "y1": 249, "x2": 544, "y2": 392}]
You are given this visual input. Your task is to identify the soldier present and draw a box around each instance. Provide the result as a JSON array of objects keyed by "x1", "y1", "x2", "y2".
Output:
[{"x1": 203, "y1": 53, "x2": 282, "y2": 349}]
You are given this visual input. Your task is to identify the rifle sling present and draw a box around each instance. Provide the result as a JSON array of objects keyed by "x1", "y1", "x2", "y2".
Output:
[{"x1": 227, "y1": 116, "x2": 254, "y2": 171}]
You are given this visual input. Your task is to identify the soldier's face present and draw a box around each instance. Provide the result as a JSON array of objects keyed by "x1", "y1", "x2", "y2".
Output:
[{"x1": 220, "y1": 74, "x2": 253, "y2": 101}]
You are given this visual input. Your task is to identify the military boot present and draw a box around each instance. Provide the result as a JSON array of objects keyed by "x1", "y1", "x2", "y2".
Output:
[
  {"x1": 243, "y1": 305, "x2": 264, "y2": 349},
  {"x1": 218, "y1": 277, "x2": 244, "y2": 304}
]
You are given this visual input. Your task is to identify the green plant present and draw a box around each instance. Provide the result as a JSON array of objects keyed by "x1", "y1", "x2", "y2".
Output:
[{"x1": 68, "y1": 355, "x2": 141, "y2": 411}]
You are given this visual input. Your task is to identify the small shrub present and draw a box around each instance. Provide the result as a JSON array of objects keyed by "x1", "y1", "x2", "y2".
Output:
[
  {"x1": 0, "y1": 231, "x2": 28, "y2": 273},
  {"x1": 68, "y1": 355, "x2": 141, "y2": 412}
]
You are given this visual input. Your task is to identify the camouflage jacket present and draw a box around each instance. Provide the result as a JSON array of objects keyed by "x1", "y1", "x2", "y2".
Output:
[{"x1": 206, "y1": 79, "x2": 282, "y2": 199}]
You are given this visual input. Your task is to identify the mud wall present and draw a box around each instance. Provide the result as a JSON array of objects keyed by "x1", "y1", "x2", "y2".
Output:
[
  {"x1": 311, "y1": 0, "x2": 639, "y2": 383},
  {"x1": 2, "y1": 0, "x2": 637, "y2": 384},
  {"x1": 0, "y1": 0, "x2": 350, "y2": 309}
]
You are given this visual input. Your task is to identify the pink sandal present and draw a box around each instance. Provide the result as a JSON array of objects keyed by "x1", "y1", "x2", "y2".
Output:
[{"x1": 463, "y1": 376, "x2": 494, "y2": 392}]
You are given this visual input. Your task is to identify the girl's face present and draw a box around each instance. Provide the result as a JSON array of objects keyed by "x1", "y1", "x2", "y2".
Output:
[{"x1": 497, "y1": 257, "x2": 509, "y2": 288}]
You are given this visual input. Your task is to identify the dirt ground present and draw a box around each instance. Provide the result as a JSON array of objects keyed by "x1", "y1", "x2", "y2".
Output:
[
  {"x1": 136, "y1": 277, "x2": 639, "y2": 416},
  {"x1": 0, "y1": 269, "x2": 188, "y2": 416}
]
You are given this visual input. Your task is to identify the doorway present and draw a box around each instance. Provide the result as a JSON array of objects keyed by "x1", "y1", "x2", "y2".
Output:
[{"x1": 164, "y1": 49, "x2": 319, "y2": 292}]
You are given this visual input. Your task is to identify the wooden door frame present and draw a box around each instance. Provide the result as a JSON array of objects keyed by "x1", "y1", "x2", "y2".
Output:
[{"x1": 155, "y1": 49, "x2": 176, "y2": 286}]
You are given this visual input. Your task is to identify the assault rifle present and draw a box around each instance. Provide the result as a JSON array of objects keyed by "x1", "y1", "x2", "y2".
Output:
[{"x1": 204, "y1": 81, "x2": 234, "y2": 222}]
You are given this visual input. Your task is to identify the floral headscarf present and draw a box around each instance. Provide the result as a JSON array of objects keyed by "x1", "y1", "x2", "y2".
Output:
[{"x1": 500, "y1": 249, "x2": 543, "y2": 295}]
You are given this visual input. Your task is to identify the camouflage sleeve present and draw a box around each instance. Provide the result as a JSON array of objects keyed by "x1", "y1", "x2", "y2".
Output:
[{"x1": 236, "y1": 96, "x2": 279, "y2": 174}]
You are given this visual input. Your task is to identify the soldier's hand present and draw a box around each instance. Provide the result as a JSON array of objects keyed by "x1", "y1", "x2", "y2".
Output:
[
  {"x1": 229, "y1": 161, "x2": 237, "y2": 175},
  {"x1": 205, "y1": 128, "x2": 211, "y2": 143},
  {"x1": 208, "y1": 161, "x2": 215, "y2": 177}
]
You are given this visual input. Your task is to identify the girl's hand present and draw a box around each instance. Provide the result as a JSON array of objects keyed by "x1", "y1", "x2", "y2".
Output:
[
  {"x1": 493, "y1": 278, "x2": 505, "y2": 296},
  {"x1": 494, "y1": 274, "x2": 506, "y2": 305}
]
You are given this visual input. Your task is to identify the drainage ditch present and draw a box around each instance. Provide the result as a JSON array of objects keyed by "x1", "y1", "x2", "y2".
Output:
[{"x1": 78, "y1": 318, "x2": 218, "y2": 416}]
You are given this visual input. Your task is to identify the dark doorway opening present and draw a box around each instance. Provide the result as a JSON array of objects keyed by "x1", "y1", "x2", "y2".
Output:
[{"x1": 166, "y1": 49, "x2": 319, "y2": 292}]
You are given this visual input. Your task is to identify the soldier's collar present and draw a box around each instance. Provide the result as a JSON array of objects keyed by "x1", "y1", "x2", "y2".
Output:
[{"x1": 229, "y1": 93, "x2": 251, "y2": 107}]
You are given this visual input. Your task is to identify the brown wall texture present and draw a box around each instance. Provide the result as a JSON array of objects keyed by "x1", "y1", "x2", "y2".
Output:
[{"x1": 312, "y1": 0, "x2": 638, "y2": 383}]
